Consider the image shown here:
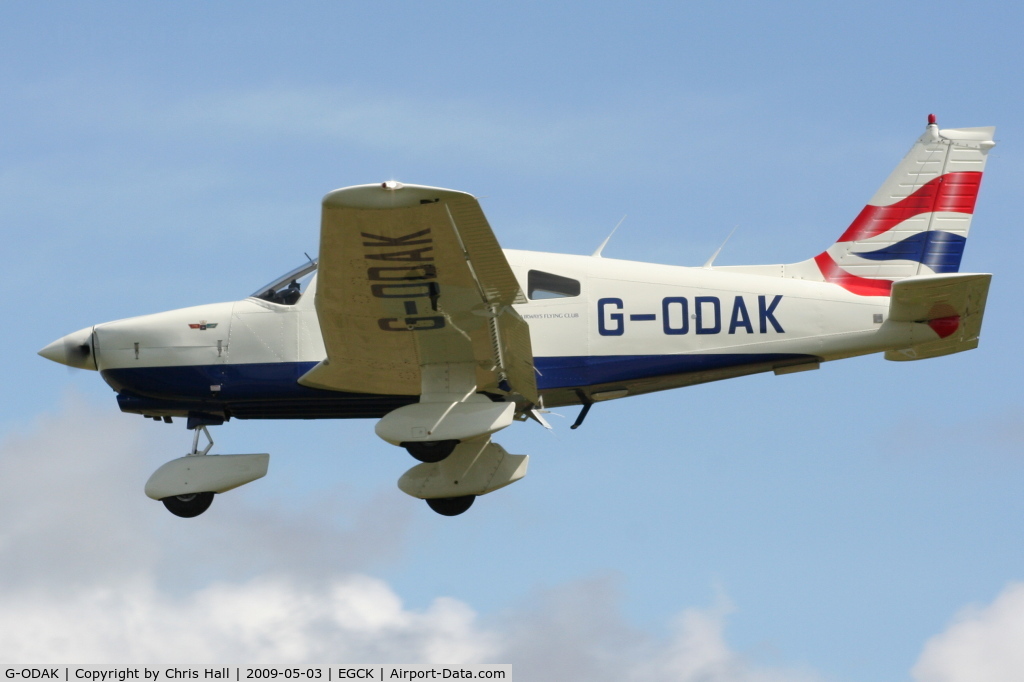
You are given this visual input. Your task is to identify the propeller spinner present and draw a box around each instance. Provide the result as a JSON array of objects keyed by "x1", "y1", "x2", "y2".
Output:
[{"x1": 38, "y1": 326, "x2": 96, "y2": 370}]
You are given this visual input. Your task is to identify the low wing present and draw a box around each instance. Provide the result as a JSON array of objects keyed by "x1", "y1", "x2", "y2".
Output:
[
  {"x1": 298, "y1": 183, "x2": 537, "y2": 403},
  {"x1": 885, "y1": 272, "x2": 991, "y2": 361}
]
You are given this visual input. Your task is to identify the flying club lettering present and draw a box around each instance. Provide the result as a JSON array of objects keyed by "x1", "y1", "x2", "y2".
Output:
[
  {"x1": 598, "y1": 295, "x2": 784, "y2": 336},
  {"x1": 362, "y1": 229, "x2": 445, "y2": 331}
]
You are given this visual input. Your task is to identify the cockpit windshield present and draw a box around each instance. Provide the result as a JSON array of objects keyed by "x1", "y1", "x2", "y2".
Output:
[{"x1": 250, "y1": 258, "x2": 318, "y2": 306}]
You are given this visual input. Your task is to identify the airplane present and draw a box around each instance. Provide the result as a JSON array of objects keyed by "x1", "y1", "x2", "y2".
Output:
[{"x1": 39, "y1": 115, "x2": 995, "y2": 518}]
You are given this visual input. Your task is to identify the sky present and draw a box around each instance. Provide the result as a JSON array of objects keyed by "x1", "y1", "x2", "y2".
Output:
[{"x1": 3, "y1": 1, "x2": 1024, "y2": 679}]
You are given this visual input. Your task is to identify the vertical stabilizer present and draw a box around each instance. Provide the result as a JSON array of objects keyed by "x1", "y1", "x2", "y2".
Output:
[{"x1": 813, "y1": 116, "x2": 995, "y2": 295}]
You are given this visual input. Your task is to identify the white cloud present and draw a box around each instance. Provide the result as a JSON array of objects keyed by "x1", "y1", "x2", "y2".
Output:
[
  {"x1": 0, "y1": 576, "x2": 496, "y2": 664},
  {"x1": 497, "y1": 581, "x2": 825, "y2": 682},
  {"x1": 636, "y1": 599, "x2": 821, "y2": 682},
  {"x1": 0, "y1": 396, "x2": 822, "y2": 681},
  {"x1": 912, "y1": 582, "x2": 1024, "y2": 682},
  {"x1": 0, "y1": 573, "x2": 824, "y2": 680}
]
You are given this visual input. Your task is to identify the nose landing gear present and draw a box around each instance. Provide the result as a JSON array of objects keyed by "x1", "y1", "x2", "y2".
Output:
[
  {"x1": 145, "y1": 423, "x2": 270, "y2": 518},
  {"x1": 160, "y1": 425, "x2": 217, "y2": 518}
]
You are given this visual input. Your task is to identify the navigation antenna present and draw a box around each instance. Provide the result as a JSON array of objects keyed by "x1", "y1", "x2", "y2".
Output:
[
  {"x1": 703, "y1": 226, "x2": 738, "y2": 268},
  {"x1": 591, "y1": 215, "x2": 627, "y2": 258}
]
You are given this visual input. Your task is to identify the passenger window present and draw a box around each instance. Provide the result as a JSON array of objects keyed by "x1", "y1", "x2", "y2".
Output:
[{"x1": 528, "y1": 270, "x2": 580, "y2": 300}]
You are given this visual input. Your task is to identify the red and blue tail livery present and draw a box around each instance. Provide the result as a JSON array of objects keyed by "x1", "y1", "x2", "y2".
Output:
[{"x1": 812, "y1": 117, "x2": 993, "y2": 294}]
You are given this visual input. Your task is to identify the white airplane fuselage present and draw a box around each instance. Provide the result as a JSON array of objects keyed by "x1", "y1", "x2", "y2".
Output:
[{"x1": 51, "y1": 248, "x2": 923, "y2": 424}]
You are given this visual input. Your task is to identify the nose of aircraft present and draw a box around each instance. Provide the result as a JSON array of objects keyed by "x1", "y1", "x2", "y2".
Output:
[{"x1": 38, "y1": 326, "x2": 97, "y2": 370}]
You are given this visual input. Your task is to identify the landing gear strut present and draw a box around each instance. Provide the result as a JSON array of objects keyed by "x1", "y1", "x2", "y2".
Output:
[
  {"x1": 145, "y1": 420, "x2": 269, "y2": 518},
  {"x1": 188, "y1": 424, "x2": 215, "y2": 457}
]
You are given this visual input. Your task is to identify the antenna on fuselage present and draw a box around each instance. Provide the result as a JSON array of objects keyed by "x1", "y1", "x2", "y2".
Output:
[
  {"x1": 304, "y1": 252, "x2": 315, "y2": 264},
  {"x1": 592, "y1": 215, "x2": 627, "y2": 258},
  {"x1": 703, "y1": 226, "x2": 738, "y2": 268}
]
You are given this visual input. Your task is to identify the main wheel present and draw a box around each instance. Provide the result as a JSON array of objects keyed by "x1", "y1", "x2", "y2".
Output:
[
  {"x1": 161, "y1": 492, "x2": 215, "y2": 518},
  {"x1": 403, "y1": 440, "x2": 459, "y2": 463},
  {"x1": 426, "y1": 495, "x2": 475, "y2": 516}
]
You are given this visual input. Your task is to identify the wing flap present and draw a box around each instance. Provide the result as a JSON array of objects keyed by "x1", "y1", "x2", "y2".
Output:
[{"x1": 496, "y1": 307, "x2": 538, "y2": 404}]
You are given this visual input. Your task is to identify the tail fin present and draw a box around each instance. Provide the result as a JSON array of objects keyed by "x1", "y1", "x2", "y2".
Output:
[{"x1": 813, "y1": 116, "x2": 995, "y2": 295}]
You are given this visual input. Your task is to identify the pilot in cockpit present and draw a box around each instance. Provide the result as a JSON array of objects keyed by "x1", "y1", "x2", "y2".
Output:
[{"x1": 252, "y1": 259, "x2": 318, "y2": 307}]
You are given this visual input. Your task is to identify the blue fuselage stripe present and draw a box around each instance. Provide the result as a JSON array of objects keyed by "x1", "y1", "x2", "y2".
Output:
[{"x1": 103, "y1": 352, "x2": 812, "y2": 416}]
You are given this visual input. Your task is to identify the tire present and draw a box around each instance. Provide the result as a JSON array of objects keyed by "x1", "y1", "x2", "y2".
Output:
[
  {"x1": 403, "y1": 440, "x2": 459, "y2": 463},
  {"x1": 161, "y1": 492, "x2": 215, "y2": 518},
  {"x1": 426, "y1": 495, "x2": 475, "y2": 516}
]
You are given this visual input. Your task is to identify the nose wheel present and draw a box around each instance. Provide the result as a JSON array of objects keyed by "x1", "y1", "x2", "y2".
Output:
[{"x1": 157, "y1": 425, "x2": 218, "y2": 517}]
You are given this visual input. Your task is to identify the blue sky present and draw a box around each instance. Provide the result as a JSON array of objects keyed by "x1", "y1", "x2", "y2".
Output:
[{"x1": 3, "y1": 2, "x2": 1024, "y2": 679}]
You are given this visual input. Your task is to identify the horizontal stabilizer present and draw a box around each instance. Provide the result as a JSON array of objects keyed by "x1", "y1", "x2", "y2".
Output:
[{"x1": 885, "y1": 273, "x2": 991, "y2": 361}]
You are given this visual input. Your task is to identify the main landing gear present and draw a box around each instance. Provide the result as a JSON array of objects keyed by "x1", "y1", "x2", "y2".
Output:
[
  {"x1": 403, "y1": 441, "x2": 475, "y2": 515},
  {"x1": 402, "y1": 439, "x2": 459, "y2": 463},
  {"x1": 426, "y1": 495, "x2": 476, "y2": 516},
  {"x1": 396, "y1": 437, "x2": 528, "y2": 517},
  {"x1": 400, "y1": 441, "x2": 475, "y2": 515},
  {"x1": 144, "y1": 423, "x2": 270, "y2": 518},
  {"x1": 162, "y1": 491, "x2": 215, "y2": 518}
]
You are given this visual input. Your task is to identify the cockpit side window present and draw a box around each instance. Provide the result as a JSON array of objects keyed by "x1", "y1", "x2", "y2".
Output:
[
  {"x1": 528, "y1": 270, "x2": 581, "y2": 300},
  {"x1": 251, "y1": 259, "x2": 318, "y2": 306}
]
